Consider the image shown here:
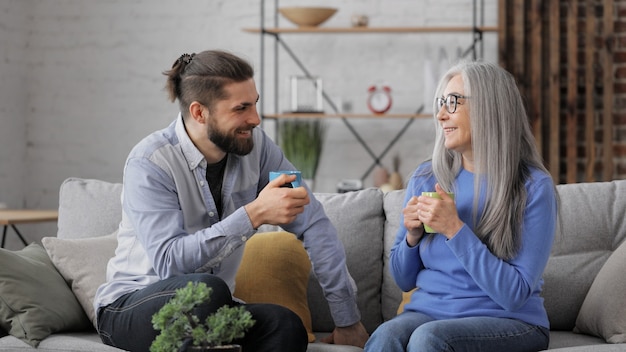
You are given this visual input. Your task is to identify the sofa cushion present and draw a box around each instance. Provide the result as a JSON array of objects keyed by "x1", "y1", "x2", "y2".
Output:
[
  {"x1": 0, "y1": 244, "x2": 91, "y2": 347},
  {"x1": 396, "y1": 289, "x2": 416, "y2": 315},
  {"x1": 543, "y1": 252, "x2": 608, "y2": 331},
  {"x1": 543, "y1": 180, "x2": 626, "y2": 331},
  {"x1": 42, "y1": 231, "x2": 118, "y2": 328},
  {"x1": 309, "y1": 189, "x2": 384, "y2": 334},
  {"x1": 548, "y1": 330, "x2": 608, "y2": 350},
  {"x1": 0, "y1": 332, "x2": 126, "y2": 351},
  {"x1": 382, "y1": 189, "x2": 406, "y2": 321},
  {"x1": 58, "y1": 177, "x2": 122, "y2": 239},
  {"x1": 574, "y1": 238, "x2": 626, "y2": 343},
  {"x1": 234, "y1": 231, "x2": 315, "y2": 342}
]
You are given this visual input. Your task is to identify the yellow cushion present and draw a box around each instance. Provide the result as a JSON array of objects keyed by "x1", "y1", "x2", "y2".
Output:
[
  {"x1": 396, "y1": 288, "x2": 416, "y2": 315},
  {"x1": 234, "y1": 231, "x2": 315, "y2": 342}
]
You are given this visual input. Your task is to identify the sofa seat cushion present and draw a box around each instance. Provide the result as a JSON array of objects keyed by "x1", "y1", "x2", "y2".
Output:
[
  {"x1": 0, "y1": 332, "x2": 125, "y2": 351},
  {"x1": 307, "y1": 336, "x2": 364, "y2": 352},
  {"x1": 234, "y1": 231, "x2": 315, "y2": 342},
  {"x1": 548, "y1": 331, "x2": 609, "y2": 350},
  {"x1": 0, "y1": 244, "x2": 91, "y2": 347}
]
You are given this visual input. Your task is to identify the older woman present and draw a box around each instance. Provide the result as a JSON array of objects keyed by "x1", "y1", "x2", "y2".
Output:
[{"x1": 365, "y1": 61, "x2": 557, "y2": 352}]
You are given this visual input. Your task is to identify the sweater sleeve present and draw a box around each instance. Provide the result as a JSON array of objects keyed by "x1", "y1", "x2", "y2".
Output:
[
  {"x1": 389, "y1": 170, "x2": 433, "y2": 292},
  {"x1": 258, "y1": 132, "x2": 361, "y2": 327}
]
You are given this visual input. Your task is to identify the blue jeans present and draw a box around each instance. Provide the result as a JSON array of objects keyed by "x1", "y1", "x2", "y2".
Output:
[
  {"x1": 364, "y1": 311, "x2": 549, "y2": 352},
  {"x1": 97, "y1": 273, "x2": 307, "y2": 352}
]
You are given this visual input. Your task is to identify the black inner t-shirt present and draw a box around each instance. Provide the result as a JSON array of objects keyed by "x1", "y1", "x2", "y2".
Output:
[{"x1": 205, "y1": 155, "x2": 228, "y2": 219}]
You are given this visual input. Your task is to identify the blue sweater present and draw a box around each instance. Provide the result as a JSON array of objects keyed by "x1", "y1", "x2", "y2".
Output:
[{"x1": 390, "y1": 164, "x2": 556, "y2": 328}]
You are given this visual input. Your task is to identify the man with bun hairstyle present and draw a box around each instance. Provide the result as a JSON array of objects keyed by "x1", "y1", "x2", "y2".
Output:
[{"x1": 94, "y1": 50, "x2": 368, "y2": 352}]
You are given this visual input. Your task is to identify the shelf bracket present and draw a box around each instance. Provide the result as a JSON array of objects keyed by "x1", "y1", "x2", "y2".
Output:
[
  {"x1": 460, "y1": 27, "x2": 484, "y2": 59},
  {"x1": 360, "y1": 105, "x2": 424, "y2": 181}
]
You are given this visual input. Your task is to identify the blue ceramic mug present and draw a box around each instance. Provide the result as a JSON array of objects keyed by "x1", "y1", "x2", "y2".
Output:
[{"x1": 269, "y1": 170, "x2": 302, "y2": 188}]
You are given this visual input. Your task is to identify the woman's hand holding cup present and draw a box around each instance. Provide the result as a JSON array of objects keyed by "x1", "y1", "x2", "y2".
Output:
[{"x1": 418, "y1": 183, "x2": 463, "y2": 239}]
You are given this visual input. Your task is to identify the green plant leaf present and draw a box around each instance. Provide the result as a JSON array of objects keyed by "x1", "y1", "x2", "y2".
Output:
[
  {"x1": 150, "y1": 281, "x2": 255, "y2": 351},
  {"x1": 279, "y1": 119, "x2": 326, "y2": 180}
]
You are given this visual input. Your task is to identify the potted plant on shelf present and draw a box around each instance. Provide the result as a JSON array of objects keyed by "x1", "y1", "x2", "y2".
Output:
[
  {"x1": 279, "y1": 119, "x2": 326, "y2": 190},
  {"x1": 150, "y1": 281, "x2": 255, "y2": 352}
]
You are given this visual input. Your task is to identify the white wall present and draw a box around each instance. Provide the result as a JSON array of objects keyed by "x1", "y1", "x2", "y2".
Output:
[
  {"x1": 0, "y1": 0, "x2": 29, "y2": 209},
  {"x1": 0, "y1": 0, "x2": 30, "y2": 248},
  {"x1": 0, "y1": 0, "x2": 498, "y2": 248}
]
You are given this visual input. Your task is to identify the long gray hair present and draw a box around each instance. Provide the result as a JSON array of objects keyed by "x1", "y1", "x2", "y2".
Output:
[{"x1": 430, "y1": 60, "x2": 549, "y2": 260}]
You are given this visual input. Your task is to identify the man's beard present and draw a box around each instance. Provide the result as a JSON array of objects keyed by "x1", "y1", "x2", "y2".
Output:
[{"x1": 208, "y1": 120, "x2": 255, "y2": 156}]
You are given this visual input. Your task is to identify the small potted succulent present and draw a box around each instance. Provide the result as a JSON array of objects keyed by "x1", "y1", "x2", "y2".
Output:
[{"x1": 150, "y1": 281, "x2": 255, "y2": 352}]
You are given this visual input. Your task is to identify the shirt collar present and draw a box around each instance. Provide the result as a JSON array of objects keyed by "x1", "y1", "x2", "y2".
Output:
[{"x1": 175, "y1": 113, "x2": 207, "y2": 171}]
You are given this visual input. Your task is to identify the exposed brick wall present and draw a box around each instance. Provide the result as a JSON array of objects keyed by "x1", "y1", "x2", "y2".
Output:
[
  {"x1": 500, "y1": 0, "x2": 625, "y2": 183},
  {"x1": 614, "y1": 1, "x2": 626, "y2": 180},
  {"x1": 559, "y1": 0, "x2": 626, "y2": 182}
]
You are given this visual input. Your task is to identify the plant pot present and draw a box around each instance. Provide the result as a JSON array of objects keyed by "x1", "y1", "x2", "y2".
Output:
[{"x1": 186, "y1": 345, "x2": 242, "y2": 352}]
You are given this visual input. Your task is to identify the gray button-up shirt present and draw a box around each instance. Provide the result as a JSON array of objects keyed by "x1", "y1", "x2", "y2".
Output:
[{"x1": 94, "y1": 114, "x2": 360, "y2": 327}]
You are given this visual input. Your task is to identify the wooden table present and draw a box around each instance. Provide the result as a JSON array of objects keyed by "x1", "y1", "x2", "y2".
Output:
[{"x1": 0, "y1": 209, "x2": 59, "y2": 248}]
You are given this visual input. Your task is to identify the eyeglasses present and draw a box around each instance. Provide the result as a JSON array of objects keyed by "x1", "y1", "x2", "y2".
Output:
[{"x1": 435, "y1": 94, "x2": 469, "y2": 114}]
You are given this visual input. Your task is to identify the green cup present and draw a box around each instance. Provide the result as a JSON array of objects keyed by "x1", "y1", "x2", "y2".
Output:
[{"x1": 421, "y1": 191, "x2": 455, "y2": 233}]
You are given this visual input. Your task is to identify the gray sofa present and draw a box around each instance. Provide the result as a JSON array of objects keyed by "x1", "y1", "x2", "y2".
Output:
[{"x1": 1, "y1": 177, "x2": 625, "y2": 351}]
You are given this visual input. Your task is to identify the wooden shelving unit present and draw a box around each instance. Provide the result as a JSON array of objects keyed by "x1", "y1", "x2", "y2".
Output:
[
  {"x1": 264, "y1": 113, "x2": 432, "y2": 119},
  {"x1": 247, "y1": 0, "x2": 493, "y2": 181},
  {"x1": 244, "y1": 26, "x2": 499, "y2": 34}
]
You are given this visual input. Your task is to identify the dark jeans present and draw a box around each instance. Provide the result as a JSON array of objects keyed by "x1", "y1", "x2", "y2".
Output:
[{"x1": 97, "y1": 273, "x2": 308, "y2": 352}]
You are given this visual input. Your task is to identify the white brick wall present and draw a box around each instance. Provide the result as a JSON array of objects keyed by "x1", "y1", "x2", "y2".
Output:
[
  {"x1": 0, "y1": 0, "x2": 29, "y2": 208},
  {"x1": 0, "y1": 0, "x2": 497, "y2": 248}
]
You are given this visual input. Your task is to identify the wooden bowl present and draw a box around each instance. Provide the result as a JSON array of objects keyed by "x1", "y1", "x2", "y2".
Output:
[{"x1": 278, "y1": 7, "x2": 338, "y2": 27}]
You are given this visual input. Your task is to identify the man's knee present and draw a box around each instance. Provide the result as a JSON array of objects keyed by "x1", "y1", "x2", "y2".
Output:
[
  {"x1": 179, "y1": 273, "x2": 233, "y2": 315},
  {"x1": 264, "y1": 304, "x2": 306, "y2": 333},
  {"x1": 239, "y1": 303, "x2": 308, "y2": 352},
  {"x1": 254, "y1": 304, "x2": 307, "y2": 337}
]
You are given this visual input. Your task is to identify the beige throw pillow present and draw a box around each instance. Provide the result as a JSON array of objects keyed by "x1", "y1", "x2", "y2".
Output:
[
  {"x1": 42, "y1": 231, "x2": 118, "y2": 327},
  {"x1": 574, "y1": 239, "x2": 626, "y2": 343}
]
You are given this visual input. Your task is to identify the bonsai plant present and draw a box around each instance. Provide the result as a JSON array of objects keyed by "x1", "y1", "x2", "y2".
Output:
[
  {"x1": 278, "y1": 119, "x2": 326, "y2": 187},
  {"x1": 150, "y1": 281, "x2": 255, "y2": 352}
]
